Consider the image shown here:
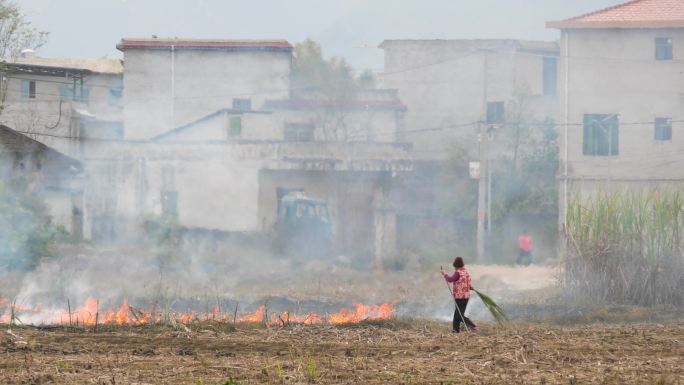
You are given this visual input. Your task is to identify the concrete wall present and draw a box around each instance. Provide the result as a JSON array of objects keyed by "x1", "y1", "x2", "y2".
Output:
[
  {"x1": 82, "y1": 72, "x2": 124, "y2": 139},
  {"x1": 265, "y1": 108, "x2": 401, "y2": 143},
  {"x1": 0, "y1": 73, "x2": 79, "y2": 156},
  {"x1": 81, "y1": 140, "x2": 410, "y2": 243},
  {"x1": 83, "y1": 72, "x2": 123, "y2": 120},
  {"x1": 558, "y1": 28, "x2": 684, "y2": 224},
  {"x1": 82, "y1": 142, "x2": 263, "y2": 240},
  {"x1": 122, "y1": 48, "x2": 291, "y2": 140},
  {"x1": 380, "y1": 40, "x2": 559, "y2": 160},
  {"x1": 560, "y1": 28, "x2": 684, "y2": 180},
  {"x1": 0, "y1": 71, "x2": 124, "y2": 155},
  {"x1": 158, "y1": 107, "x2": 402, "y2": 144}
]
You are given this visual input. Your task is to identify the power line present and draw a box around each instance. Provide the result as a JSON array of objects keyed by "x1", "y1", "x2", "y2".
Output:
[
  {"x1": 6, "y1": 44, "x2": 683, "y2": 104},
  {"x1": 5, "y1": 75, "x2": 116, "y2": 90},
  {"x1": 6, "y1": 36, "x2": 684, "y2": 96},
  {"x1": 13, "y1": 118, "x2": 684, "y2": 143},
  {"x1": 2, "y1": 50, "x2": 479, "y2": 102}
]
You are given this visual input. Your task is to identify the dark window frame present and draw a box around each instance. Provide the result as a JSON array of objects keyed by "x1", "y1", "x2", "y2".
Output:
[
  {"x1": 284, "y1": 122, "x2": 315, "y2": 142},
  {"x1": 656, "y1": 37, "x2": 673, "y2": 61},
  {"x1": 229, "y1": 116, "x2": 242, "y2": 137},
  {"x1": 486, "y1": 101, "x2": 505, "y2": 125},
  {"x1": 583, "y1": 113, "x2": 619, "y2": 156},
  {"x1": 232, "y1": 98, "x2": 252, "y2": 110},
  {"x1": 28, "y1": 80, "x2": 36, "y2": 99},
  {"x1": 654, "y1": 117, "x2": 672, "y2": 141},
  {"x1": 160, "y1": 191, "x2": 178, "y2": 216},
  {"x1": 21, "y1": 79, "x2": 36, "y2": 99},
  {"x1": 109, "y1": 78, "x2": 123, "y2": 107},
  {"x1": 59, "y1": 82, "x2": 90, "y2": 104}
]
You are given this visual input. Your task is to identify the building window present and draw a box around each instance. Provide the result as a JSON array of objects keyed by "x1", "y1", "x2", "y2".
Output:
[
  {"x1": 542, "y1": 57, "x2": 557, "y2": 95},
  {"x1": 655, "y1": 117, "x2": 672, "y2": 141},
  {"x1": 161, "y1": 191, "x2": 178, "y2": 216},
  {"x1": 229, "y1": 116, "x2": 242, "y2": 137},
  {"x1": 109, "y1": 78, "x2": 123, "y2": 107},
  {"x1": 21, "y1": 80, "x2": 36, "y2": 99},
  {"x1": 232, "y1": 98, "x2": 251, "y2": 110},
  {"x1": 486, "y1": 101, "x2": 505, "y2": 125},
  {"x1": 59, "y1": 83, "x2": 90, "y2": 103},
  {"x1": 583, "y1": 114, "x2": 619, "y2": 156},
  {"x1": 161, "y1": 165, "x2": 177, "y2": 216},
  {"x1": 284, "y1": 123, "x2": 315, "y2": 142},
  {"x1": 59, "y1": 83, "x2": 73, "y2": 98},
  {"x1": 656, "y1": 37, "x2": 673, "y2": 60}
]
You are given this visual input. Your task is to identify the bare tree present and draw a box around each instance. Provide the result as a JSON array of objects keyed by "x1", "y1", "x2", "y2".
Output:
[
  {"x1": 292, "y1": 39, "x2": 375, "y2": 141},
  {"x1": 0, "y1": 0, "x2": 49, "y2": 111}
]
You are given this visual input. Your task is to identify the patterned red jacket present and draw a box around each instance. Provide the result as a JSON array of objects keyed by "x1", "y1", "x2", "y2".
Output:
[{"x1": 444, "y1": 267, "x2": 472, "y2": 299}]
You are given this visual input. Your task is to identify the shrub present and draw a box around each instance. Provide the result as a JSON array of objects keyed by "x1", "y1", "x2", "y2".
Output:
[{"x1": 0, "y1": 181, "x2": 68, "y2": 270}]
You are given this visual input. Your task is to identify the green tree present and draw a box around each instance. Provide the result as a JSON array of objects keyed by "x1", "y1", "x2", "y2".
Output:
[
  {"x1": 0, "y1": 181, "x2": 67, "y2": 270},
  {"x1": 442, "y1": 89, "x2": 559, "y2": 263},
  {"x1": 291, "y1": 39, "x2": 377, "y2": 141},
  {"x1": 491, "y1": 89, "x2": 558, "y2": 219},
  {"x1": 355, "y1": 69, "x2": 377, "y2": 90},
  {"x1": 292, "y1": 39, "x2": 374, "y2": 99}
]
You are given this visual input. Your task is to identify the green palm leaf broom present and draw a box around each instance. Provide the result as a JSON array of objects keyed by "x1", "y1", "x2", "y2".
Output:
[{"x1": 473, "y1": 288, "x2": 508, "y2": 325}]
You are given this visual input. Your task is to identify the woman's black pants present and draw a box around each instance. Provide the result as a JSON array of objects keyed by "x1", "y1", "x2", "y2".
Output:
[{"x1": 453, "y1": 298, "x2": 476, "y2": 332}]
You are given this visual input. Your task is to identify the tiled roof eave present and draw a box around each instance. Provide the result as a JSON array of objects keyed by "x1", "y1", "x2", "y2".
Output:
[
  {"x1": 117, "y1": 45, "x2": 292, "y2": 52},
  {"x1": 116, "y1": 39, "x2": 293, "y2": 52},
  {"x1": 547, "y1": 20, "x2": 684, "y2": 29}
]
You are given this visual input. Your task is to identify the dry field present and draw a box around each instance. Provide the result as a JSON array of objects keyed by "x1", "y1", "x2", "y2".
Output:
[{"x1": 0, "y1": 321, "x2": 682, "y2": 385}]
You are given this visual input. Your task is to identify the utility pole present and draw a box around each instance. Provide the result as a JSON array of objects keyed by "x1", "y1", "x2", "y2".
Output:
[
  {"x1": 476, "y1": 51, "x2": 488, "y2": 262},
  {"x1": 486, "y1": 146, "x2": 492, "y2": 235}
]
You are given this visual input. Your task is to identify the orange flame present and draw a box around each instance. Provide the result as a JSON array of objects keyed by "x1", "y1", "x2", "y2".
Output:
[
  {"x1": 70, "y1": 297, "x2": 99, "y2": 325},
  {"x1": 238, "y1": 305, "x2": 266, "y2": 323},
  {"x1": 328, "y1": 303, "x2": 395, "y2": 324},
  {"x1": 179, "y1": 311, "x2": 196, "y2": 324},
  {"x1": 0, "y1": 296, "x2": 395, "y2": 327}
]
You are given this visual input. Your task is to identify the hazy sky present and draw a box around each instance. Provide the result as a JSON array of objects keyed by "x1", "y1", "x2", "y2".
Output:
[{"x1": 22, "y1": 0, "x2": 619, "y2": 70}]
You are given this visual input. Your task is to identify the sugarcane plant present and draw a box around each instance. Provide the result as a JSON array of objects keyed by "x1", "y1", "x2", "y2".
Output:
[{"x1": 564, "y1": 189, "x2": 684, "y2": 306}]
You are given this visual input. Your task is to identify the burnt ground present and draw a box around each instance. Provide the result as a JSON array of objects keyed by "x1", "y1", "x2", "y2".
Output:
[{"x1": 0, "y1": 321, "x2": 682, "y2": 385}]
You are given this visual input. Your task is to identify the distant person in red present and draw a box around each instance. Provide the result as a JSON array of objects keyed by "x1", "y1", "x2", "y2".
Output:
[
  {"x1": 517, "y1": 229, "x2": 533, "y2": 266},
  {"x1": 442, "y1": 256, "x2": 477, "y2": 333}
]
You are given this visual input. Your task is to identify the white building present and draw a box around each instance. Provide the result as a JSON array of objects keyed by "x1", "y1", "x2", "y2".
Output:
[
  {"x1": 116, "y1": 38, "x2": 293, "y2": 140},
  {"x1": 0, "y1": 53, "x2": 123, "y2": 157},
  {"x1": 548, "y1": 0, "x2": 684, "y2": 226},
  {"x1": 84, "y1": 38, "x2": 410, "y2": 263},
  {"x1": 380, "y1": 39, "x2": 559, "y2": 161}
]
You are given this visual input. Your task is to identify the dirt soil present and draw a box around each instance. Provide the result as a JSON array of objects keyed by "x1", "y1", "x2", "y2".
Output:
[{"x1": 0, "y1": 321, "x2": 682, "y2": 385}]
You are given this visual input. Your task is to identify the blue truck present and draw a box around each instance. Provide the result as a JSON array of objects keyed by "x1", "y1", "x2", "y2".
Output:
[{"x1": 275, "y1": 191, "x2": 333, "y2": 257}]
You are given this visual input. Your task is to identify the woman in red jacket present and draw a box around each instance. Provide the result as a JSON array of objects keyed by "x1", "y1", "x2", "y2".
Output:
[{"x1": 442, "y1": 256, "x2": 477, "y2": 333}]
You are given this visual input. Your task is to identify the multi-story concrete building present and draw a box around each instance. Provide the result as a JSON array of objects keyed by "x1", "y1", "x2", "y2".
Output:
[
  {"x1": 0, "y1": 52, "x2": 123, "y2": 157},
  {"x1": 380, "y1": 39, "x2": 560, "y2": 161},
  {"x1": 116, "y1": 38, "x2": 293, "y2": 140},
  {"x1": 84, "y1": 38, "x2": 410, "y2": 264},
  {"x1": 547, "y1": 0, "x2": 684, "y2": 226}
]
